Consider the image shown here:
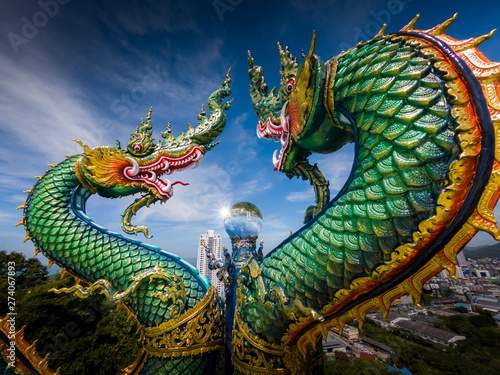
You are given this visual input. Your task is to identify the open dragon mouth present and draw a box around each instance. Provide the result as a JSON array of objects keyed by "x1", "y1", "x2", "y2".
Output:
[
  {"x1": 123, "y1": 146, "x2": 204, "y2": 197},
  {"x1": 256, "y1": 102, "x2": 290, "y2": 171}
]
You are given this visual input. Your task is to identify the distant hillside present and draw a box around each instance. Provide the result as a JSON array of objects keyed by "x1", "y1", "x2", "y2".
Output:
[{"x1": 463, "y1": 244, "x2": 500, "y2": 259}]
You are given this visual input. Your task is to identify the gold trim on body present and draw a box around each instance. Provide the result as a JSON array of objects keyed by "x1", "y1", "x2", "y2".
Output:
[
  {"x1": 232, "y1": 288, "x2": 287, "y2": 374},
  {"x1": 144, "y1": 286, "x2": 224, "y2": 358}
]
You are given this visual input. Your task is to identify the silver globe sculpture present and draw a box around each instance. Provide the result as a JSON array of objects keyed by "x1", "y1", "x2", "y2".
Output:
[{"x1": 223, "y1": 202, "x2": 263, "y2": 239}]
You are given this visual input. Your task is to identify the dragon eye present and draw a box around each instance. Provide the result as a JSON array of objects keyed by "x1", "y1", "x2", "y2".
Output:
[
  {"x1": 286, "y1": 79, "x2": 295, "y2": 94},
  {"x1": 132, "y1": 143, "x2": 143, "y2": 153}
]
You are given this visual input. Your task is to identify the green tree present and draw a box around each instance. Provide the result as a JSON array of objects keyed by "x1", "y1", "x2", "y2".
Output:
[
  {"x1": 0, "y1": 250, "x2": 48, "y2": 315},
  {"x1": 16, "y1": 274, "x2": 142, "y2": 375},
  {"x1": 452, "y1": 306, "x2": 469, "y2": 314},
  {"x1": 324, "y1": 357, "x2": 392, "y2": 374},
  {"x1": 441, "y1": 289, "x2": 454, "y2": 298},
  {"x1": 361, "y1": 317, "x2": 500, "y2": 375},
  {"x1": 1, "y1": 251, "x2": 142, "y2": 375},
  {"x1": 468, "y1": 310, "x2": 496, "y2": 328}
]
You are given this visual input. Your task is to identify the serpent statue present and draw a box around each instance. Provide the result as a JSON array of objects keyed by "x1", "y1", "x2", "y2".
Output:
[
  {"x1": 240, "y1": 14, "x2": 500, "y2": 374},
  {"x1": 9, "y1": 13, "x2": 500, "y2": 375},
  {"x1": 16, "y1": 72, "x2": 232, "y2": 374}
]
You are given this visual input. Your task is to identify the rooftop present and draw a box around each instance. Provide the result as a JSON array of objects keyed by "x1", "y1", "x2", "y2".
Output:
[
  {"x1": 359, "y1": 336, "x2": 393, "y2": 353},
  {"x1": 395, "y1": 320, "x2": 465, "y2": 343}
]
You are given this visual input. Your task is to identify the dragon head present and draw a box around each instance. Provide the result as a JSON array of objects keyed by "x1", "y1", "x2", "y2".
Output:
[
  {"x1": 75, "y1": 70, "x2": 232, "y2": 237},
  {"x1": 249, "y1": 33, "x2": 353, "y2": 176}
]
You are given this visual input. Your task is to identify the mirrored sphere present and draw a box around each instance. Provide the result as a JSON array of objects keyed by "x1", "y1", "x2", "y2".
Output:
[{"x1": 224, "y1": 202, "x2": 263, "y2": 239}]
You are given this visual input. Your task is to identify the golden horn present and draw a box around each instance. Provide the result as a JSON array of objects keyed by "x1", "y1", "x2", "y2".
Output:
[
  {"x1": 427, "y1": 13, "x2": 458, "y2": 36},
  {"x1": 455, "y1": 29, "x2": 497, "y2": 52},
  {"x1": 305, "y1": 31, "x2": 317, "y2": 65},
  {"x1": 400, "y1": 14, "x2": 420, "y2": 31},
  {"x1": 374, "y1": 24, "x2": 387, "y2": 38}
]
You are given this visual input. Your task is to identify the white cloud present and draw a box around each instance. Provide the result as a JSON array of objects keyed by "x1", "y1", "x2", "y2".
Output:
[
  {"x1": 312, "y1": 145, "x2": 355, "y2": 194},
  {"x1": 0, "y1": 53, "x2": 114, "y2": 164},
  {"x1": 285, "y1": 189, "x2": 314, "y2": 202},
  {"x1": 135, "y1": 163, "x2": 234, "y2": 223},
  {"x1": 234, "y1": 178, "x2": 273, "y2": 201},
  {"x1": 264, "y1": 144, "x2": 354, "y2": 204}
]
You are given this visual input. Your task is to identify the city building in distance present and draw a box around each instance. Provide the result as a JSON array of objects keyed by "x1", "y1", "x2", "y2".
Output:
[{"x1": 197, "y1": 230, "x2": 225, "y2": 298}]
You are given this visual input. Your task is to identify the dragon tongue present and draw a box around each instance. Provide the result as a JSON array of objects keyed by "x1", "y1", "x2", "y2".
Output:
[{"x1": 172, "y1": 181, "x2": 189, "y2": 187}]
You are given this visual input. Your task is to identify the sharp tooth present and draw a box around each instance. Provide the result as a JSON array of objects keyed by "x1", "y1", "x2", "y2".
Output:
[
  {"x1": 164, "y1": 179, "x2": 172, "y2": 191},
  {"x1": 193, "y1": 151, "x2": 203, "y2": 162},
  {"x1": 257, "y1": 122, "x2": 263, "y2": 138},
  {"x1": 272, "y1": 149, "x2": 279, "y2": 168},
  {"x1": 150, "y1": 171, "x2": 156, "y2": 181},
  {"x1": 124, "y1": 157, "x2": 139, "y2": 177},
  {"x1": 280, "y1": 134, "x2": 286, "y2": 146}
]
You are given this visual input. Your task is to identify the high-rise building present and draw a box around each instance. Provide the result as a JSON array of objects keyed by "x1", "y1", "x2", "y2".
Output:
[
  {"x1": 456, "y1": 251, "x2": 468, "y2": 267},
  {"x1": 197, "y1": 230, "x2": 225, "y2": 298}
]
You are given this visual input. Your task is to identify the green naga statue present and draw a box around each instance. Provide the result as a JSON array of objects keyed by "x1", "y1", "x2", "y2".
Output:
[
  {"x1": 10, "y1": 13, "x2": 500, "y2": 375},
  {"x1": 240, "y1": 14, "x2": 500, "y2": 374},
  {"x1": 16, "y1": 72, "x2": 232, "y2": 374}
]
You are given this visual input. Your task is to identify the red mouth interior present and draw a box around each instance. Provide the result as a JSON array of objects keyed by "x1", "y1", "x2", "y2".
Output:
[
  {"x1": 257, "y1": 114, "x2": 290, "y2": 171},
  {"x1": 123, "y1": 146, "x2": 204, "y2": 197}
]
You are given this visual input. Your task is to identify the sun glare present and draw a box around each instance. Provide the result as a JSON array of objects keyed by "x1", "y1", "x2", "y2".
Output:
[{"x1": 216, "y1": 202, "x2": 231, "y2": 221}]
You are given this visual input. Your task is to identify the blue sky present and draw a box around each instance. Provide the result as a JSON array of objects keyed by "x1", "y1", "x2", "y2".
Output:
[{"x1": 1, "y1": 0, "x2": 500, "y2": 266}]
